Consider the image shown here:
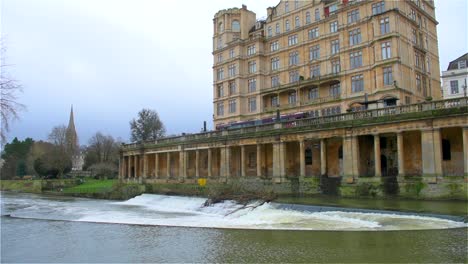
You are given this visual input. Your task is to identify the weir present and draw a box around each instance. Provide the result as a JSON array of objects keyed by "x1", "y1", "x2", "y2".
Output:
[
  {"x1": 120, "y1": 98, "x2": 468, "y2": 199},
  {"x1": 2, "y1": 192, "x2": 466, "y2": 231}
]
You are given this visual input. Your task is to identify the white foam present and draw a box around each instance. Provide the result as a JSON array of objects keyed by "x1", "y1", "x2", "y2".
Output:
[{"x1": 3, "y1": 193, "x2": 467, "y2": 231}]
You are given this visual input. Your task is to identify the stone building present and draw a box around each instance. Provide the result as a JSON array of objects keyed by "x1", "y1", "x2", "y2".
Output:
[
  {"x1": 119, "y1": 0, "x2": 467, "y2": 199},
  {"x1": 212, "y1": 0, "x2": 441, "y2": 128},
  {"x1": 441, "y1": 53, "x2": 468, "y2": 99}
]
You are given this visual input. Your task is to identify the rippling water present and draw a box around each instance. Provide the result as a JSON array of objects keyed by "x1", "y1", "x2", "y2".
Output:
[{"x1": 1, "y1": 192, "x2": 467, "y2": 263}]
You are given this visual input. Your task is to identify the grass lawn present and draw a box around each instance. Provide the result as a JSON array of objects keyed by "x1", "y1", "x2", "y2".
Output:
[{"x1": 63, "y1": 179, "x2": 117, "y2": 194}]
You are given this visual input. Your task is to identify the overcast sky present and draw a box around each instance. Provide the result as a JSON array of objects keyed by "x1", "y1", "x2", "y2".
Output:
[{"x1": 1, "y1": 0, "x2": 467, "y2": 145}]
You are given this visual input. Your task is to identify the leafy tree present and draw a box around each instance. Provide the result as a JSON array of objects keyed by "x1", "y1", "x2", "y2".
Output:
[
  {"x1": 0, "y1": 137, "x2": 33, "y2": 179},
  {"x1": 25, "y1": 140, "x2": 52, "y2": 176},
  {"x1": 130, "y1": 108, "x2": 165, "y2": 142}
]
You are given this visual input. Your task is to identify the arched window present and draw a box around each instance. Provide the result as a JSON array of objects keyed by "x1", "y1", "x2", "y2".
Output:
[
  {"x1": 306, "y1": 12, "x2": 311, "y2": 24},
  {"x1": 285, "y1": 20, "x2": 290, "y2": 31},
  {"x1": 276, "y1": 23, "x2": 280, "y2": 34},
  {"x1": 295, "y1": 16, "x2": 300, "y2": 28},
  {"x1": 232, "y1": 20, "x2": 240, "y2": 32},
  {"x1": 218, "y1": 22, "x2": 224, "y2": 33},
  {"x1": 267, "y1": 26, "x2": 272, "y2": 37}
]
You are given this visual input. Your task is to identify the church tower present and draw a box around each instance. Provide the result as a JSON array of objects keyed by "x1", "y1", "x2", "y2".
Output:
[
  {"x1": 66, "y1": 105, "x2": 82, "y2": 170},
  {"x1": 66, "y1": 105, "x2": 79, "y2": 154}
]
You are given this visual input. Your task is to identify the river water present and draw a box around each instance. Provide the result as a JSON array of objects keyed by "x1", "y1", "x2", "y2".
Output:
[{"x1": 1, "y1": 192, "x2": 467, "y2": 263}]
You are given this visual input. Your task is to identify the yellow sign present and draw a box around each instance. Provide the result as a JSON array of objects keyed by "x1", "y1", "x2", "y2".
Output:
[{"x1": 198, "y1": 178, "x2": 207, "y2": 187}]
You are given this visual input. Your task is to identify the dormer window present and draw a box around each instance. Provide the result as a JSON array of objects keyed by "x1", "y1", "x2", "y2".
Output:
[{"x1": 459, "y1": 60, "x2": 467, "y2": 69}]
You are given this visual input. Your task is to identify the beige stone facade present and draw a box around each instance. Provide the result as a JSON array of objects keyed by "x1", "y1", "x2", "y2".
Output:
[
  {"x1": 120, "y1": 1, "x2": 467, "y2": 199},
  {"x1": 212, "y1": 0, "x2": 441, "y2": 128},
  {"x1": 120, "y1": 99, "x2": 468, "y2": 188}
]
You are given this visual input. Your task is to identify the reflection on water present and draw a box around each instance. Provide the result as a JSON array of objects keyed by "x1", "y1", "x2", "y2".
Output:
[{"x1": 1, "y1": 216, "x2": 467, "y2": 263}]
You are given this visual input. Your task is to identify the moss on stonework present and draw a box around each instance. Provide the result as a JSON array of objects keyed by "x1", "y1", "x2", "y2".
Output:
[
  {"x1": 402, "y1": 181, "x2": 427, "y2": 198},
  {"x1": 445, "y1": 183, "x2": 466, "y2": 199},
  {"x1": 355, "y1": 183, "x2": 381, "y2": 197}
]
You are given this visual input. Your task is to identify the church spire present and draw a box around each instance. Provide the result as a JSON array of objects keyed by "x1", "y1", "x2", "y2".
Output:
[
  {"x1": 66, "y1": 105, "x2": 78, "y2": 155},
  {"x1": 68, "y1": 105, "x2": 76, "y2": 132}
]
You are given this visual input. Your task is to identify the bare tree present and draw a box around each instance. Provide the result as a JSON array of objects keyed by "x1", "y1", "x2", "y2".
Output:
[
  {"x1": 47, "y1": 125, "x2": 72, "y2": 178},
  {"x1": 84, "y1": 132, "x2": 120, "y2": 178},
  {"x1": 86, "y1": 132, "x2": 120, "y2": 164},
  {"x1": 48, "y1": 125, "x2": 68, "y2": 147},
  {"x1": 130, "y1": 108, "x2": 165, "y2": 142},
  {"x1": 0, "y1": 38, "x2": 25, "y2": 145}
]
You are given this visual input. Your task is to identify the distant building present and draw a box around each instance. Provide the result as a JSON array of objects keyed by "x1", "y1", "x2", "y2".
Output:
[
  {"x1": 66, "y1": 106, "x2": 84, "y2": 171},
  {"x1": 212, "y1": 0, "x2": 442, "y2": 129},
  {"x1": 441, "y1": 53, "x2": 468, "y2": 99}
]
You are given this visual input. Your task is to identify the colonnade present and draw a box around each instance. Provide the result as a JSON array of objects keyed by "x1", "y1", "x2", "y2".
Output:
[{"x1": 120, "y1": 126, "x2": 468, "y2": 183}]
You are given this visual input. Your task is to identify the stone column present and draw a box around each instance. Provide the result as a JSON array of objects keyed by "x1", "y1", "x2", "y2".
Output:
[
  {"x1": 127, "y1": 156, "x2": 131, "y2": 178},
  {"x1": 272, "y1": 143, "x2": 280, "y2": 179},
  {"x1": 343, "y1": 136, "x2": 359, "y2": 182},
  {"x1": 134, "y1": 155, "x2": 138, "y2": 178},
  {"x1": 257, "y1": 144, "x2": 262, "y2": 177},
  {"x1": 320, "y1": 139, "x2": 327, "y2": 176},
  {"x1": 299, "y1": 140, "x2": 305, "y2": 178},
  {"x1": 374, "y1": 134, "x2": 382, "y2": 177},
  {"x1": 273, "y1": 142, "x2": 285, "y2": 182},
  {"x1": 195, "y1": 150, "x2": 200, "y2": 178},
  {"x1": 220, "y1": 147, "x2": 230, "y2": 179},
  {"x1": 207, "y1": 148, "x2": 212, "y2": 177},
  {"x1": 118, "y1": 155, "x2": 122, "y2": 179},
  {"x1": 241, "y1": 145, "x2": 246, "y2": 177},
  {"x1": 421, "y1": 128, "x2": 442, "y2": 180},
  {"x1": 166, "y1": 153, "x2": 171, "y2": 178},
  {"x1": 226, "y1": 147, "x2": 231, "y2": 178},
  {"x1": 143, "y1": 154, "x2": 148, "y2": 179},
  {"x1": 397, "y1": 132, "x2": 405, "y2": 177},
  {"x1": 280, "y1": 142, "x2": 286, "y2": 177},
  {"x1": 179, "y1": 151, "x2": 186, "y2": 180},
  {"x1": 463, "y1": 127, "x2": 468, "y2": 177},
  {"x1": 155, "y1": 153, "x2": 159, "y2": 178}
]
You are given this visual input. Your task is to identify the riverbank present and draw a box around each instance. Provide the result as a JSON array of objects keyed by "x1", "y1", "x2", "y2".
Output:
[{"x1": 0, "y1": 179, "x2": 143, "y2": 200}]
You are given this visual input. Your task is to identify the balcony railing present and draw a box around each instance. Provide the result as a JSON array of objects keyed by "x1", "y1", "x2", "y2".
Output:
[
  {"x1": 300, "y1": 95, "x2": 341, "y2": 106},
  {"x1": 121, "y1": 97, "x2": 468, "y2": 150}
]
